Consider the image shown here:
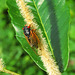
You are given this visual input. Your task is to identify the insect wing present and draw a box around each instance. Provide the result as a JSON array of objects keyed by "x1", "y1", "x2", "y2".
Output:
[{"x1": 30, "y1": 32, "x2": 40, "y2": 48}]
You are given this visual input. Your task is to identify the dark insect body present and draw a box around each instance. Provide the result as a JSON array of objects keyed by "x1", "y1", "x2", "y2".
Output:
[
  {"x1": 22, "y1": 25, "x2": 30, "y2": 41},
  {"x1": 22, "y1": 25, "x2": 40, "y2": 48}
]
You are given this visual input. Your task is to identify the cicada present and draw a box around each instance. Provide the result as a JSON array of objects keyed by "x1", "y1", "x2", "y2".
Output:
[{"x1": 22, "y1": 25, "x2": 40, "y2": 48}]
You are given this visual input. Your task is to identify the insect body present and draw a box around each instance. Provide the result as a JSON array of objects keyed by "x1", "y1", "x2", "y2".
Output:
[
  {"x1": 22, "y1": 25, "x2": 30, "y2": 42},
  {"x1": 22, "y1": 25, "x2": 40, "y2": 48}
]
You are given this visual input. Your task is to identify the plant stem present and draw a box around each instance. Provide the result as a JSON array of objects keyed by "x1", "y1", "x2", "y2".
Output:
[{"x1": 3, "y1": 68, "x2": 20, "y2": 75}]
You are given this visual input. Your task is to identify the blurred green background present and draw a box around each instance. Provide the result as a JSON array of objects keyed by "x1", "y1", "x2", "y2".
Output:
[{"x1": 0, "y1": 0, "x2": 75, "y2": 75}]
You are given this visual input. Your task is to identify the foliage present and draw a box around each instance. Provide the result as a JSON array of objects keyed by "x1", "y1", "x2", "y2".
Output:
[
  {"x1": 7, "y1": 0, "x2": 70, "y2": 73},
  {"x1": 0, "y1": 0, "x2": 46, "y2": 75},
  {"x1": 0, "y1": 0, "x2": 75, "y2": 75}
]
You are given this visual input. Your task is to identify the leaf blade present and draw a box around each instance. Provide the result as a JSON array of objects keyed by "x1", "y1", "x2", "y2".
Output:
[{"x1": 7, "y1": 0, "x2": 70, "y2": 72}]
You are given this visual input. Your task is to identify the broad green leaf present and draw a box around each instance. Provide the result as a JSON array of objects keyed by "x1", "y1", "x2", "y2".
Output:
[{"x1": 7, "y1": 0, "x2": 70, "y2": 72}]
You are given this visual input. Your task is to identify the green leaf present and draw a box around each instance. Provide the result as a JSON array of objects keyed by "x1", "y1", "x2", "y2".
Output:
[
  {"x1": 69, "y1": 40, "x2": 75, "y2": 52},
  {"x1": 7, "y1": 0, "x2": 70, "y2": 72}
]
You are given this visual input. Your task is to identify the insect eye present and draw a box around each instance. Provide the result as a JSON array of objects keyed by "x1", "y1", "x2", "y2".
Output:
[
  {"x1": 22, "y1": 28, "x2": 24, "y2": 30},
  {"x1": 27, "y1": 26, "x2": 30, "y2": 28}
]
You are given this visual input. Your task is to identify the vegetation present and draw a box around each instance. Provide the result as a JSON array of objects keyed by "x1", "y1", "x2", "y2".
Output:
[{"x1": 0, "y1": 0, "x2": 75, "y2": 75}]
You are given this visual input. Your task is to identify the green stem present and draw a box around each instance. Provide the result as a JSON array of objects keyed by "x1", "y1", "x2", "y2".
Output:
[{"x1": 3, "y1": 68, "x2": 20, "y2": 75}]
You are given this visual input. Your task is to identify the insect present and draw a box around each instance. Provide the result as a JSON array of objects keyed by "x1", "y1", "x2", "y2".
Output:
[{"x1": 22, "y1": 25, "x2": 40, "y2": 48}]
